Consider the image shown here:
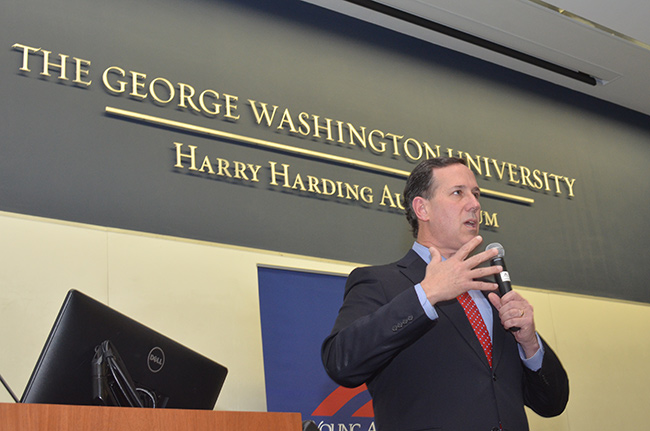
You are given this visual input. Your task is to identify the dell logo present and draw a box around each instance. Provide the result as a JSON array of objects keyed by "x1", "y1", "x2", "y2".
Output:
[{"x1": 147, "y1": 347, "x2": 165, "y2": 373}]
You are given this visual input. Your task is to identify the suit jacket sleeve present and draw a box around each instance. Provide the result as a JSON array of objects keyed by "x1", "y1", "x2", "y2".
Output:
[
  {"x1": 523, "y1": 337, "x2": 570, "y2": 417},
  {"x1": 321, "y1": 264, "x2": 436, "y2": 388}
]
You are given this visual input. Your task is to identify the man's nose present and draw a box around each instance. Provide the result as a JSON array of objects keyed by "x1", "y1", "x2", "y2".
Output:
[{"x1": 468, "y1": 195, "x2": 481, "y2": 212}]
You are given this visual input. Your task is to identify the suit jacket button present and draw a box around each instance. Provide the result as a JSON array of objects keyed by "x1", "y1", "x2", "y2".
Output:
[
  {"x1": 492, "y1": 373, "x2": 497, "y2": 381},
  {"x1": 491, "y1": 427, "x2": 500, "y2": 431}
]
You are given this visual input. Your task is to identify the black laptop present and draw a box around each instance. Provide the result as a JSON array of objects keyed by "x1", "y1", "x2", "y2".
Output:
[{"x1": 20, "y1": 289, "x2": 228, "y2": 410}]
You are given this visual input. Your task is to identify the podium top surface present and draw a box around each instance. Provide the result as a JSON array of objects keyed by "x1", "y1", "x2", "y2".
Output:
[{"x1": 0, "y1": 403, "x2": 302, "y2": 431}]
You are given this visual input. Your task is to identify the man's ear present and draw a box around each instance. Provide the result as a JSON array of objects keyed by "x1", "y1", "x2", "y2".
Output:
[{"x1": 412, "y1": 196, "x2": 429, "y2": 222}]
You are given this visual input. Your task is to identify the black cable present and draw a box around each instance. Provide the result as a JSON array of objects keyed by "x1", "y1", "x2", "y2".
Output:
[{"x1": 0, "y1": 372, "x2": 20, "y2": 403}]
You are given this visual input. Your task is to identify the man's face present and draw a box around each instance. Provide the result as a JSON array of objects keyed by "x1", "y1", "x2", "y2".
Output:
[{"x1": 419, "y1": 163, "x2": 481, "y2": 257}]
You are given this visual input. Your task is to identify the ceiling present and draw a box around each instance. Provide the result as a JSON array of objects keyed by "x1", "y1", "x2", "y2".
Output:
[{"x1": 302, "y1": 0, "x2": 650, "y2": 117}]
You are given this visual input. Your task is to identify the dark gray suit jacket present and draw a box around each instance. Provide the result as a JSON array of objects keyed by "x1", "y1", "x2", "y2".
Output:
[{"x1": 321, "y1": 249, "x2": 569, "y2": 431}]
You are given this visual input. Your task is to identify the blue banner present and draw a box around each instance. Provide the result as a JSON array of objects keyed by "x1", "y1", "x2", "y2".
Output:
[{"x1": 258, "y1": 267, "x2": 375, "y2": 430}]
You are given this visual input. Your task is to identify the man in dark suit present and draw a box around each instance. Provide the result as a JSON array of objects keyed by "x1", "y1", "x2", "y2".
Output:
[{"x1": 321, "y1": 157, "x2": 569, "y2": 431}]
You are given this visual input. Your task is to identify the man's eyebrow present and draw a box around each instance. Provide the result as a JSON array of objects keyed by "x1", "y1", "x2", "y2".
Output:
[{"x1": 451, "y1": 185, "x2": 481, "y2": 195}]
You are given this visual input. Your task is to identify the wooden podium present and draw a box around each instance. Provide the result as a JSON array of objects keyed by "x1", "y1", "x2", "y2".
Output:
[{"x1": 0, "y1": 403, "x2": 303, "y2": 431}]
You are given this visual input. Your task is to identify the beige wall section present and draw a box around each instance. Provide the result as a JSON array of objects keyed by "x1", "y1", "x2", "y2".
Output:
[
  {"x1": 517, "y1": 288, "x2": 650, "y2": 430},
  {"x1": 0, "y1": 212, "x2": 648, "y2": 430},
  {"x1": 0, "y1": 211, "x2": 356, "y2": 412}
]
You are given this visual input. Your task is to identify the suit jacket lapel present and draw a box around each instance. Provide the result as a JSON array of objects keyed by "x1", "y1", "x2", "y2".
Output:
[
  {"x1": 397, "y1": 250, "x2": 492, "y2": 369},
  {"x1": 396, "y1": 249, "x2": 427, "y2": 286},
  {"x1": 489, "y1": 297, "x2": 505, "y2": 370},
  {"x1": 478, "y1": 291, "x2": 507, "y2": 371},
  {"x1": 438, "y1": 299, "x2": 492, "y2": 369}
]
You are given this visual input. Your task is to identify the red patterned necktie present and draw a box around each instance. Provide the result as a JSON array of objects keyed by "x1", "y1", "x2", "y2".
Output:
[{"x1": 457, "y1": 292, "x2": 493, "y2": 367}]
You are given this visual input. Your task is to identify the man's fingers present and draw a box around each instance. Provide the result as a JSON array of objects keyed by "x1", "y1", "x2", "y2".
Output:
[
  {"x1": 487, "y1": 292, "x2": 502, "y2": 310},
  {"x1": 499, "y1": 290, "x2": 523, "y2": 305},
  {"x1": 470, "y1": 277, "x2": 499, "y2": 291},
  {"x1": 428, "y1": 246, "x2": 442, "y2": 264},
  {"x1": 465, "y1": 247, "x2": 499, "y2": 268},
  {"x1": 453, "y1": 235, "x2": 484, "y2": 260},
  {"x1": 471, "y1": 264, "x2": 503, "y2": 279}
]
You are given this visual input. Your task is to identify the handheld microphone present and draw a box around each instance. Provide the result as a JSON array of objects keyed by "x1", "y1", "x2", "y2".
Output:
[
  {"x1": 485, "y1": 242, "x2": 511, "y2": 297},
  {"x1": 485, "y1": 242, "x2": 519, "y2": 332}
]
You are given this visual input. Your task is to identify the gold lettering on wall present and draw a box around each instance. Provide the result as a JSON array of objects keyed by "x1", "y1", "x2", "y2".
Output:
[
  {"x1": 173, "y1": 141, "x2": 499, "y2": 226},
  {"x1": 10, "y1": 40, "x2": 580, "y2": 226},
  {"x1": 13, "y1": 43, "x2": 92, "y2": 86}
]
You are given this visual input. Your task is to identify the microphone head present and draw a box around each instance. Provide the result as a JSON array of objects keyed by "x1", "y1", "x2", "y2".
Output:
[{"x1": 485, "y1": 242, "x2": 505, "y2": 258}]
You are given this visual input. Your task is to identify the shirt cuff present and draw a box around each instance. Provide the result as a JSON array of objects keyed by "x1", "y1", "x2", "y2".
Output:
[
  {"x1": 518, "y1": 333, "x2": 545, "y2": 371},
  {"x1": 414, "y1": 283, "x2": 438, "y2": 320}
]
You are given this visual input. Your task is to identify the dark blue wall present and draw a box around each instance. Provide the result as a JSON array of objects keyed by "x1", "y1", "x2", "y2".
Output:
[{"x1": 2, "y1": 0, "x2": 648, "y2": 302}]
